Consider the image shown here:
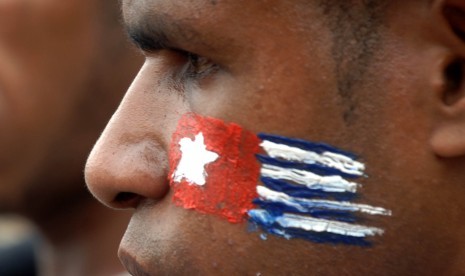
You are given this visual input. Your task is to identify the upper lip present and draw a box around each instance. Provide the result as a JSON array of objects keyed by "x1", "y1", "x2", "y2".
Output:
[{"x1": 119, "y1": 249, "x2": 151, "y2": 276}]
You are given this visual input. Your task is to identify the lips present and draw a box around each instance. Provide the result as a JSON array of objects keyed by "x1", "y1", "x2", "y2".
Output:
[
  {"x1": 117, "y1": 200, "x2": 165, "y2": 276},
  {"x1": 117, "y1": 198, "x2": 196, "y2": 276},
  {"x1": 119, "y1": 249, "x2": 151, "y2": 276}
]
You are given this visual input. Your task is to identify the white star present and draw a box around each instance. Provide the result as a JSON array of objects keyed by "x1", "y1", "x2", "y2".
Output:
[{"x1": 172, "y1": 132, "x2": 219, "y2": 186}]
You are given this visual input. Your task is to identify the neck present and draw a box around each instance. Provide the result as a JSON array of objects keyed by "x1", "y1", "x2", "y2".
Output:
[{"x1": 31, "y1": 198, "x2": 131, "y2": 276}]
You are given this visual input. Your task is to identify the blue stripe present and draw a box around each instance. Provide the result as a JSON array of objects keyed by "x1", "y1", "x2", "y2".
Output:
[
  {"x1": 248, "y1": 210, "x2": 370, "y2": 246},
  {"x1": 257, "y1": 155, "x2": 360, "y2": 178},
  {"x1": 270, "y1": 225, "x2": 371, "y2": 246},
  {"x1": 258, "y1": 133, "x2": 357, "y2": 159},
  {"x1": 261, "y1": 177, "x2": 357, "y2": 201},
  {"x1": 252, "y1": 199, "x2": 357, "y2": 223},
  {"x1": 255, "y1": 193, "x2": 366, "y2": 214}
]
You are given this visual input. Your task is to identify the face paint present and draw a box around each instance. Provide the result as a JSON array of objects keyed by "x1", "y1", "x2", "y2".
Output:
[
  {"x1": 169, "y1": 113, "x2": 391, "y2": 245},
  {"x1": 169, "y1": 113, "x2": 261, "y2": 223},
  {"x1": 250, "y1": 133, "x2": 391, "y2": 246}
]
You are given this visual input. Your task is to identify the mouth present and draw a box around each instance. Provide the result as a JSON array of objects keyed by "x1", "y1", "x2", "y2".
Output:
[{"x1": 119, "y1": 249, "x2": 151, "y2": 276}]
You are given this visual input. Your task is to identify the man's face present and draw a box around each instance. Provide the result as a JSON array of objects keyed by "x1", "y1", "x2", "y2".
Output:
[
  {"x1": 0, "y1": 0, "x2": 140, "y2": 212},
  {"x1": 86, "y1": 0, "x2": 465, "y2": 274}
]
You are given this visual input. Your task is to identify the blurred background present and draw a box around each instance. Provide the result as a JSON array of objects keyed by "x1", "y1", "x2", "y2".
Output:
[
  {"x1": 0, "y1": 0, "x2": 142, "y2": 275},
  {"x1": 0, "y1": 215, "x2": 38, "y2": 275},
  {"x1": 0, "y1": 216, "x2": 34, "y2": 249}
]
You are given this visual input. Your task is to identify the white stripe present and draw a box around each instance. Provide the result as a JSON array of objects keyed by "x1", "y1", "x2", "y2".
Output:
[
  {"x1": 261, "y1": 164, "x2": 359, "y2": 193},
  {"x1": 276, "y1": 212, "x2": 385, "y2": 237},
  {"x1": 260, "y1": 140, "x2": 365, "y2": 176},
  {"x1": 257, "y1": 186, "x2": 392, "y2": 216}
]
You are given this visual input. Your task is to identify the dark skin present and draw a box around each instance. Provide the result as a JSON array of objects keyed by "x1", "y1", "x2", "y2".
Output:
[{"x1": 86, "y1": 0, "x2": 465, "y2": 275}]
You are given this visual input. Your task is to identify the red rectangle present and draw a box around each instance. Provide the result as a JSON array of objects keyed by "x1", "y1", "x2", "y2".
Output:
[{"x1": 169, "y1": 113, "x2": 261, "y2": 223}]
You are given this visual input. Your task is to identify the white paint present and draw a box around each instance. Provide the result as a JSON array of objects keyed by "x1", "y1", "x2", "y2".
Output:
[
  {"x1": 276, "y1": 212, "x2": 385, "y2": 237},
  {"x1": 172, "y1": 132, "x2": 219, "y2": 186},
  {"x1": 261, "y1": 164, "x2": 359, "y2": 193},
  {"x1": 257, "y1": 186, "x2": 392, "y2": 216},
  {"x1": 260, "y1": 140, "x2": 365, "y2": 176}
]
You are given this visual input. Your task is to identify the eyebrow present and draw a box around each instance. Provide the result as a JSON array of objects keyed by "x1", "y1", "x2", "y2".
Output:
[
  {"x1": 125, "y1": 14, "x2": 200, "y2": 53},
  {"x1": 126, "y1": 21, "x2": 172, "y2": 52}
]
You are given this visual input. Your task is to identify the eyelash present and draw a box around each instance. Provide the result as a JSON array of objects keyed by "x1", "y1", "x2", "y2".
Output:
[{"x1": 182, "y1": 51, "x2": 219, "y2": 80}]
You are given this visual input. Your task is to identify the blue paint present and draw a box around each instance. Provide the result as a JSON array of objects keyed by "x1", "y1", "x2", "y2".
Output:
[
  {"x1": 253, "y1": 199, "x2": 357, "y2": 223},
  {"x1": 270, "y1": 225, "x2": 371, "y2": 246},
  {"x1": 258, "y1": 133, "x2": 358, "y2": 159},
  {"x1": 250, "y1": 133, "x2": 386, "y2": 246},
  {"x1": 247, "y1": 221, "x2": 260, "y2": 233},
  {"x1": 256, "y1": 155, "x2": 360, "y2": 178},
  {"x1": 255, "y1": 192, "x2": 366, "y2": 214},
  {"x1": 261, "y1": 177, "x2": 357, "y2": 201},
  {"x1": 248, "y1": 209, "x2": 370, "y2": 246}
]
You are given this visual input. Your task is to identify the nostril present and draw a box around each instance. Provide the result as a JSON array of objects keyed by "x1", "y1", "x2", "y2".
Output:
[
  {"x1": 113, "y1": 192, "x2": 141, "y2": 209},
  {"x1": 85, "y1": 138, "x2": 170, "y2": 209}
]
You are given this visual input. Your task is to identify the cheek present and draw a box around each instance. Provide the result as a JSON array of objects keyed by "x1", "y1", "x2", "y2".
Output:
[
  {"x1": 168, "y1": 112, "x2": 391, "y2": 247},
  {"x1": 168, "y1": 113, "x2": 261, "y2": 223}
]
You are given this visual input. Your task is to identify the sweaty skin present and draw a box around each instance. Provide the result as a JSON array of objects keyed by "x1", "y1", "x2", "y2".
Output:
[{"x1": 86, "y1": 0, "x2": 465, "y2": 275}]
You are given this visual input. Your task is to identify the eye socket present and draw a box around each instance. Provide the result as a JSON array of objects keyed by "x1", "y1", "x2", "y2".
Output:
[{"x1": 183, "y1": 52, "x2": 219, "y2": 79}]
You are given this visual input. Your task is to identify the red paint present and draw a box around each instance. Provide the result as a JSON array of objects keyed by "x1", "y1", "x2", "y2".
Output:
[{"x1": 169, "y1": 113, "x2": 261, "y2": 223}]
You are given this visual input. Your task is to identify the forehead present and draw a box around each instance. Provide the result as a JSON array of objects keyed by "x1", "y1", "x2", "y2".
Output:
[
  {"x1": 121, "y1": 0, "x2": 333, "y2": 74},
  {"x1": 122, "y1": 0, "x2": 307, "y2": 20},
  {"x1": 122, "y1": 0, "x2": 324, "y2": 41}
]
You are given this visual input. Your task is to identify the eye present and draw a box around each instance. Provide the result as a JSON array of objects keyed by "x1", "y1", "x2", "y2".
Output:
[{"x1": 183, "y1": 52, "x2": 219, "y2": 79}]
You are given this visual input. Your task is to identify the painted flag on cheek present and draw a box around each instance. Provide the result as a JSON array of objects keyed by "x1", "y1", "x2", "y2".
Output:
[
  {"x1": 169, "y1": 113, "x2": 261, "y2": 223},
  {"x1": 169, "y1": 113, "x2": 391, "y2": 245}
]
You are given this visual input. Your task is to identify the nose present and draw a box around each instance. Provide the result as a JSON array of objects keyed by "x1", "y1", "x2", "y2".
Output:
[
  {"x1": 85, "y1": 125, "x2": 169, "y2": 209},
  {"x1": 85, "y1": 61, "x2": 185, "y2": 209}
]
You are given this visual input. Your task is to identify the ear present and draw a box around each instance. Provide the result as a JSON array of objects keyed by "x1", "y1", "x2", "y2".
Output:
[{"x1": 430, "y1": 0, "x2": 465, "y2": 158}]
